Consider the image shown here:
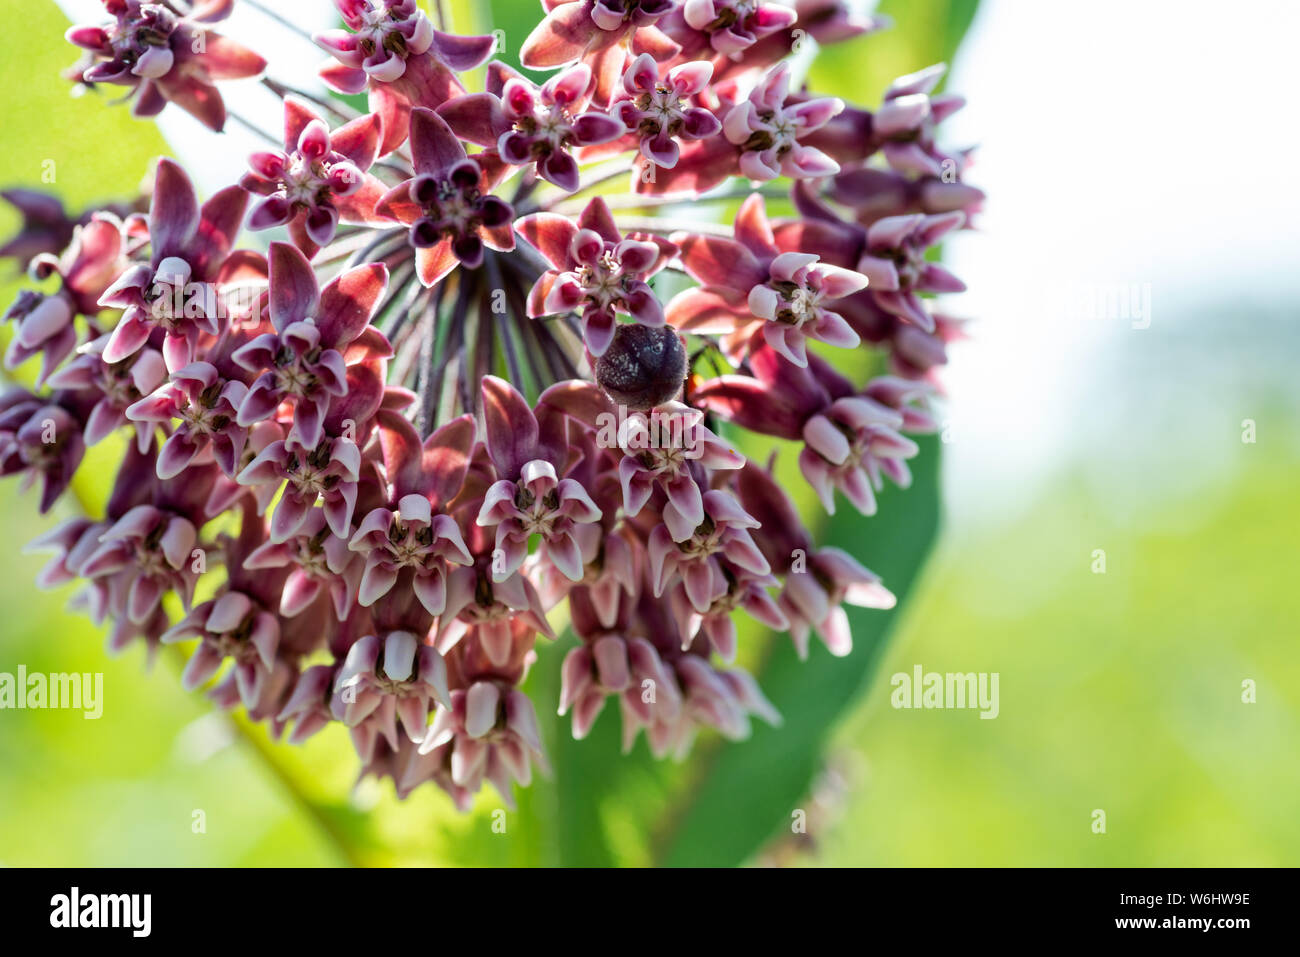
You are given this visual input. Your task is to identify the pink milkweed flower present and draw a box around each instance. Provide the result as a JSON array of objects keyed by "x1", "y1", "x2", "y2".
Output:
[
  {"x1": 534, "y1": 380, "x2": 744, "y2": 542},
  {"x1": 0, "y1": 393, "x2": 87, "y2": 513},
  {"x1": 826, "y1": 166, "x2": 985, "y2": 225},
  {"x1": 98, "y1": 159, "x2": 250, "y2": 372},
  {"x1": 375, "y1": 108, "x2": 516, "y2": 286},
  {"x1": 596, "y1": 394, "x2": 742, "y2": 538},
  {"x1": 315, "y1": 0, "x2": 496, "y2": 155},
  {"x1": 669, "y1": 568, "x2": 787, "y2": 663},
  {"x1": 45, "y1": 336, "x2": 168, "y2": 452},
  {"x1": 126, "y1": 360, "x2": 248, "y2": 479},
  {"x1": 669, "y1": 194, "x2": 865, "y2": 367},
  {"x1": 278, "y1": 664, "x2": 338, "y2": 745},
  {"x1": 236, "y1": 363, "x2": 385, "y2": 542},
  {"x1": 521, "y1": 0, "x2": 681, "y2": 104},
  {"x1": 661, "y1": 0, "x2": 798, "y2": 58},
  {"x1": 440, "y1": 562, "x2": 557, "y2": 669},
  {"x1": 245, "y1": 508, "x2": 361, "y2": 620},
  {"x1": 349, "y1": 413, "x2": 474, "y2": 615},
  {"x1": 746, "y1": 251, "x2": 868, "y2": 366},
  {"x1": 497, "y1": 63, "x2": 625, "y2": 191},
  {"x1": 612, "y1": 54, "x2": 720, "y2": 168},
  {"x1": 629, "y1": 652, "x2": 779, "y2": 758},
  {"x1": 873, "y1": 63, "x2": 967, "y2": 178},
  {"x1": 617, "y1": 403, "x2": 744, "y2": 539},
  {"x1": 24, "y1": 517, "x2": 102, "y2": 591},
  {"x1": 162, "y1": 589, "x2": 280, "y2": 706},
  {"x1": 477, "y1": 458, "x2": 603, "y2": 583},
  {"x1": 67, "y1": 0, "x2": 266, "y2": 132},
  {"x1": 242, "y1": 100, "x2": 388, "y2": 256},
  {"x1": 65, "y1": 538, "x2": 173, "y2": 659},
  {"x1": 78, "y1": 503, "x2": 199, "y2": 623},
  {"x1": 691, "y1": 345, "x2": 927, "y2": 514},
  {"x1": 315, "y1": 0, "x2": 435, "y2": 87},
  {"x1": 5, "y1": 213, "x2": 128, "y2": 385},
  {"x1": 736, "y1": 460, "x2": 894, "y2": 658},
  {"x1": 334, "y1": 630, "x2": 452, "y2": 757},
  {"x1": 205, "y1": 419, "x2": 284, "y2": 518},
  {"x1": 855, "y1": 211, "x2": 966, "y2": 332},
  {"x1": 781, "y1": 548, "x2": 894, "y2": 657},
  {"x1": 238, "y1": 431, "x2": 361, "y2": 543},
  {"x1": 5, "y1": 291, "x2": 78, "y2": 388},
  {"x1": 648, "y1": 488, "x2": 770, "y2": 612},
  {"x1": 352, "y1": 494, "x2": 473, "y2": 608},
  {"x1": 517, "y1": 197, "x2": 673, "y2": 356},
  {"x1": 678, "y1": 656, "x2": 780, "y2": 739},
  {"x1": 475, "y1": 377, "x2": 602, "y2": 582},
  {"x1": 722, "y1": 62, "x2": 843, "y2": 181},
  {"x1": 207, "y1": 657, "x2": 298, "y2": 737},
  {"x1": 559, "y1": 633, "x2": 681, "y2": 740},
  {"x1": 233, "y1": 242, "x2": 390, "y2": 450},
  {"x1": 417, "y1": 681, "x2": 549, "y2": 810},
  {"x1": 705, "y1": 0, "x2": 885, "y2": 84},
  {"x1": 798, "y1": 388, "x2": 922, "y2": 516}
]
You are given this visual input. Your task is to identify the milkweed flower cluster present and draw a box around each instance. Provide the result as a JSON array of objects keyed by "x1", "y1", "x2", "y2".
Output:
[{"x1": 1, "y1": 0, "x2": 981, "y2": 809}]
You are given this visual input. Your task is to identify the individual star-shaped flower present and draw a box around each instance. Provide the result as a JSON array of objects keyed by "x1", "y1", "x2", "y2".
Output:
[
  {"x1": 611, "y1": 54, "x2": 720, "y2": 169},
  {"x1": 242, "y1": 99, "x2": 388, "y2": 256},
  {"x1": 668, "y1": 194, "x2": 866, "y2": 366},
  {"x1": 375, "y1": 108, "x2": 516, "y2": 286},
  {"x1": 98, "y1": 159, "x2": 252, "y2": 372},
  {"x1": 517, "y1": 196, "x2": 674, "y2": 356},
  {"x1": 349, "y1": 412, "x2": 475, "y2": 615},
  {"x1": 232, "y1": 242, "x2": 390, "y2": 451},
  {"x1": 67, "y1": 0, "x2": 265, "y2": 132},
  {"x1": 475, "y1": 376, "x2": 602, "y2": 582},
  {"x1": 315, "y1": 0, "x2": 497, "y2": 155}
]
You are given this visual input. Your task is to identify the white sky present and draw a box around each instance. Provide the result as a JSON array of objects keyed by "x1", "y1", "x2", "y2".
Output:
[{"x1": 937, "y1": 0, "x2": 1300, "y2": 527}]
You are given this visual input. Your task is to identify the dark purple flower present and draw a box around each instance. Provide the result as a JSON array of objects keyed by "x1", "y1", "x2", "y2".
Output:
[{"x1": 375, "y1": 108, "x2": 516, "y2": 285}]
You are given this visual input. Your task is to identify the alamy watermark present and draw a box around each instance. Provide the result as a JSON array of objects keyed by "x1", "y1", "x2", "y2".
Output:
[
  {"x1": 0, "y1": 665, "x2": 103, "y2": 718},
  {"x1": 148, "y1": 276, "x2": 263, "y2": 326},
  {"x1": 50, "y1": 887, "x2": 150, "y2": 937},
  {"x1": 890, "y1": 664, "x2": 999, "y2": 719},
  {"x1": 1047, "y1": 281, "x2": 1152, "y2": 329}
]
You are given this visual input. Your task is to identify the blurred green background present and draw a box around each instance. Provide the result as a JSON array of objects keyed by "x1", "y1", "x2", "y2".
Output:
[{"x1": 1, "y1": 0, "x2": 1296, "y2": 867}]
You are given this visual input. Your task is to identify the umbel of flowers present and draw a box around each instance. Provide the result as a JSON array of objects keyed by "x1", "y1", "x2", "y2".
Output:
[{"x1": 2, "y1": 0, "x2": 980, "y2": 809}]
